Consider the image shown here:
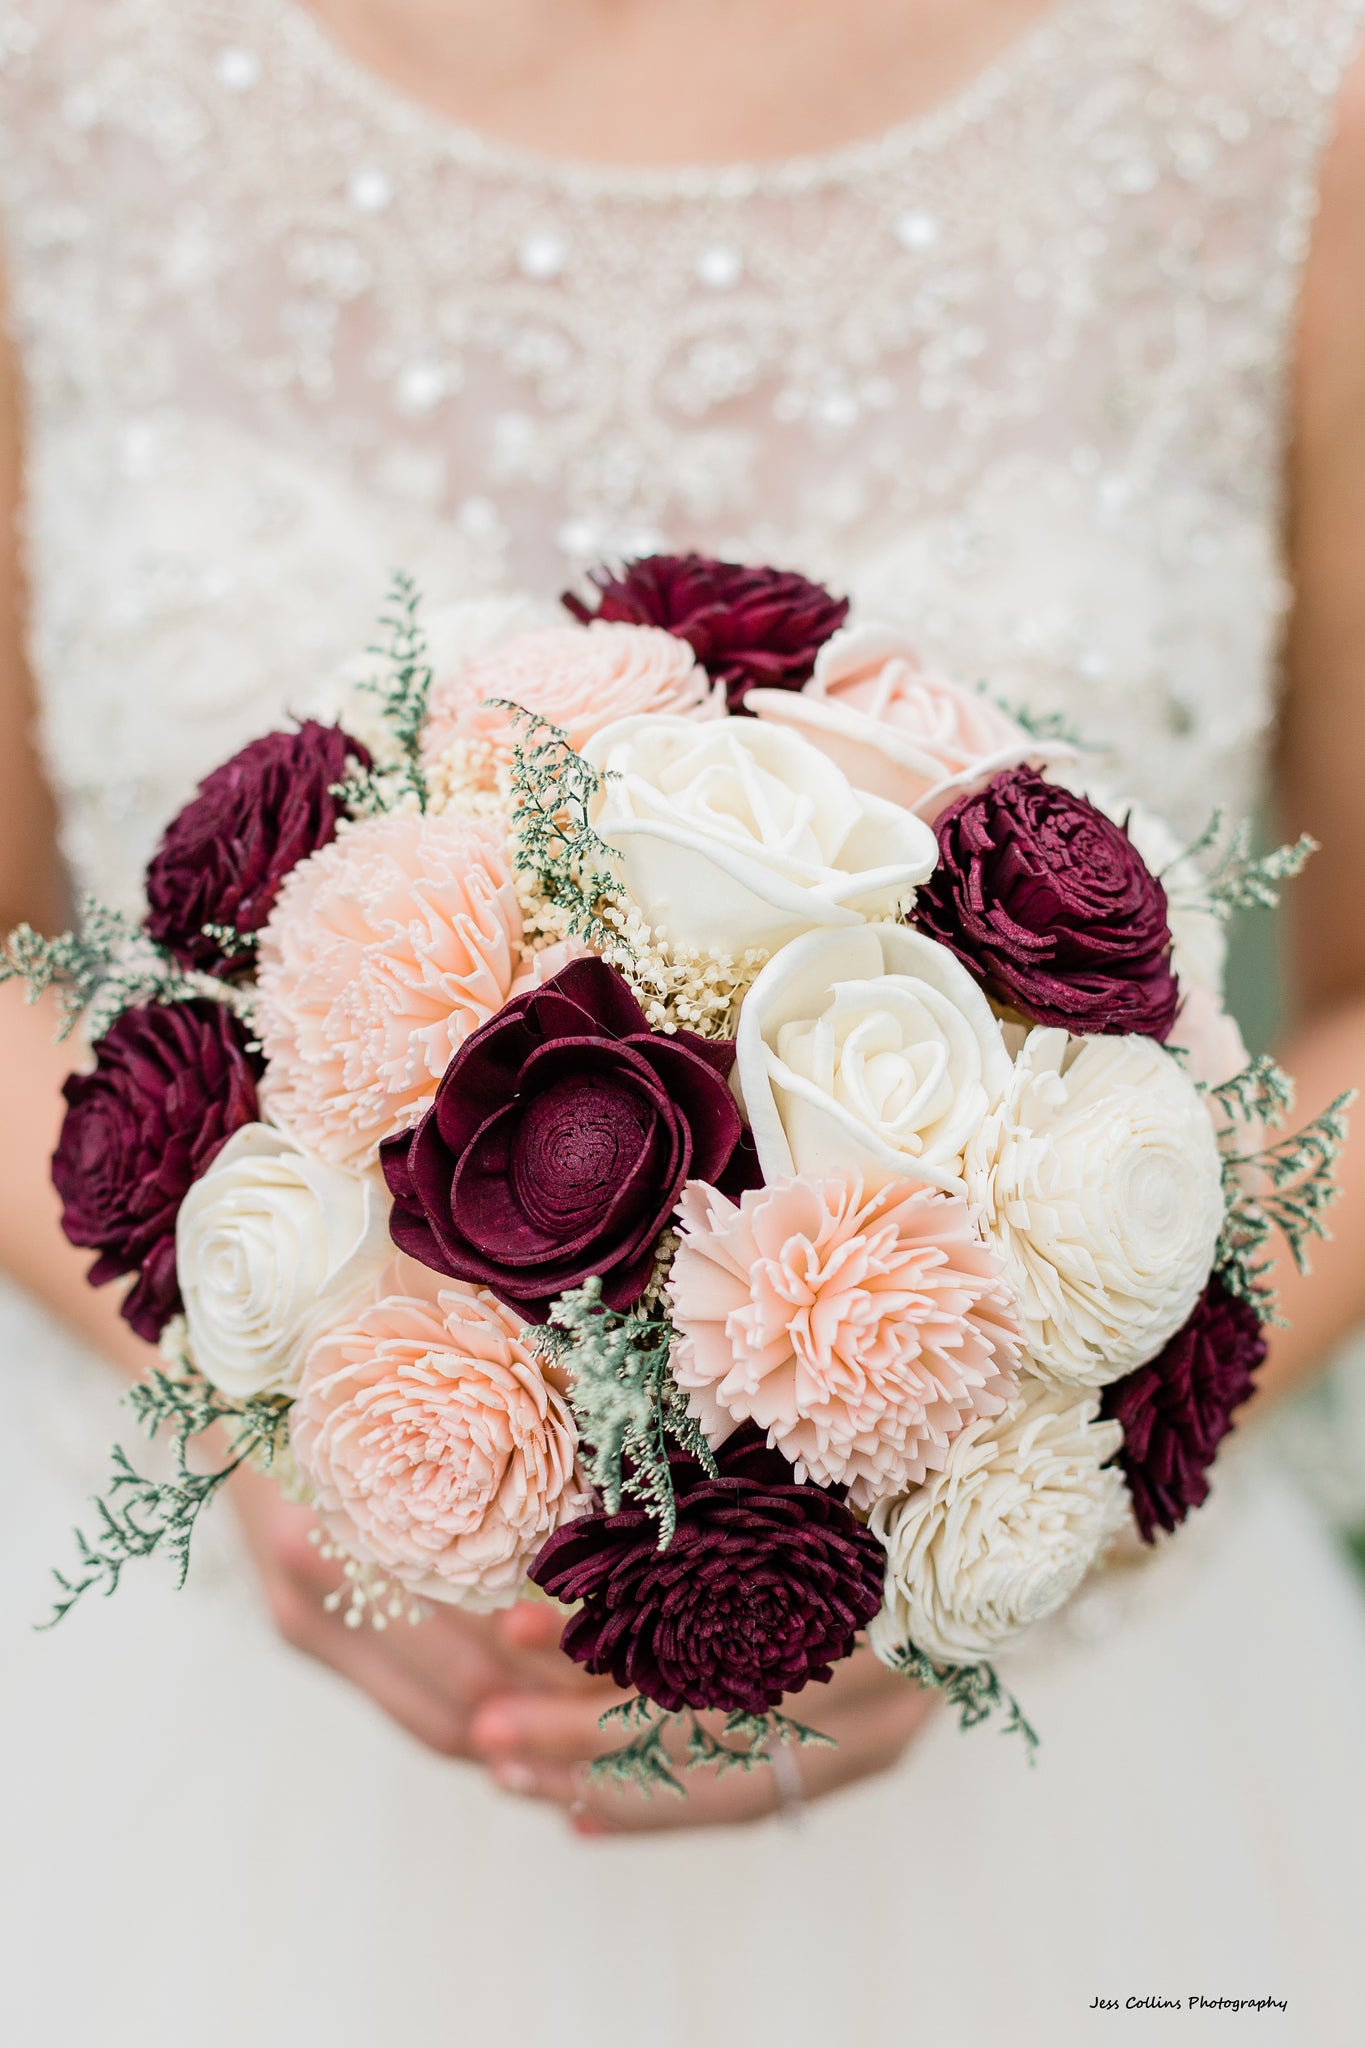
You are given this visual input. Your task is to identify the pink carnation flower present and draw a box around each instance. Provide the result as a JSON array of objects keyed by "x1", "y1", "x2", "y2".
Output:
[
  {"x1": 256, "y1": 812, "x2": 521, "y2": 1167},
  {"x1": 421, "y1": 620, "x2": 722, "y2": 769},
  {"x1": 291, "y1": 1257, "x2": 592, "y2": 1610},
  {"x1": 669, "y1": 1174, "x2": 1022, "y2": 1510}
]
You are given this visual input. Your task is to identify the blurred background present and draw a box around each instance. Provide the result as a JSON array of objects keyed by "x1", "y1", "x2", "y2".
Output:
[{"x1": 1229, "y1": 848, "x2": 1365, "y2": 1576}]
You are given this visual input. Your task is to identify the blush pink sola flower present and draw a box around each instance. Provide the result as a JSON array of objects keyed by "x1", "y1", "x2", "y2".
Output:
[
  {"x1": 420, "y1": 620, "x2": 721, "y2": 769},
  {"x1": 256, "y1": 812, "x2": 521, "y2": 1167},
  {"x1": 668, "y1": 1175, "x2": 1021, "y2": 1510},
  {"x1": 291, "y1": 1258, "x2": 592, "y2": 1610}
]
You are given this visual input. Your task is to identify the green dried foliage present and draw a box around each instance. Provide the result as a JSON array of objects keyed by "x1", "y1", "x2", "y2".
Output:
[
  {"x1": 1191, "y1": 814, "x2": 1319, "y2": 917},
  {"x1": 545, "y1": 1278, "x2": 715, "y2": 1550},
  {"x1": 0, "y1": 895, "x2": 199, "y2": 1041},
  {"x1": 335, "y1": 570, "x2": 435, "y2": 814},
  {"x1": 887, "y1": 1643, "x2": 1040, "y2": 1757},
  {"x1": 39, "y1": 1364, "x2": 290, "y2": 1627},
  {"x1": 994, "y1": 694, "x2": 1089, "y2": 751},
  {"x1": 1217, "y1": 1089, "x2": 1356, "y2": 1320},
  {"x1": 495, "y1": 703, "x2": 632, "y2": 958},
  {"x1": 591, "y1": 1695, "x2": 835, "y2": 1799}
]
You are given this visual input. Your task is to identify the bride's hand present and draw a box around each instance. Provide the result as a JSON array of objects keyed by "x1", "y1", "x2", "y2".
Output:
[
  {"x1": 229, "y1": 1465, "x2": 621, "y2": 1759},
  {"x1": 468, "y1": 1603, "x2": 937, "y2": 1834}
]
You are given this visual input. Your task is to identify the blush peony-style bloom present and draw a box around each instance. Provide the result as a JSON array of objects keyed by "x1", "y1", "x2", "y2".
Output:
[
  {"x1": 144, "y1": 723, "x2": 368, "y2": 975},
  {"x1": 420, "y1": 620, "x2": 721, "y2": 771},
  {"x1": 868, "y1": 1379, "x2": 1129, "y2": 1666},
  {"x1": 668, "y1": 1175, "x2": 1021, "y2": 1509},
  {"x1": 529, "y1": 1423, "x2": 885, "y2": 1713},
  {"x1": 736, "y1": 922, "x2": 1013, "y2": 1195},
  {"x1": 582, "y1": 715, "x2": 939, "y2": 956},
  {"x1": 563, "y1": 553, "x2": 849, "y2": 713},
  {"x1": 176, "y1": 1125, "x2": 391, "y2": 1401},
  {"x1": 256, "y1": 812, "x2": 522, "y2": 1168},
  {"x1": 383, "y1": 957, "x2": 754, "y2": 1322},
  {"x1": 291, "y1": 1257, "x2": 592, "y2": 1610},
  {"x1": 1103, "y1": 1279, "x2": 1266, "y2": 1542},
  {"x1": 912, "y1": 765, "x2": 1181, "y2": 1040},
  {"x1": 53, "y1": 1000, "x2": 260, "y2": 1341},
  {"x1": 748, "y1": 623, "x2": 1057, "y2": 819},
  {"x1": 965, "y1": 1030, "x2": 1226, "y2": 1388}
]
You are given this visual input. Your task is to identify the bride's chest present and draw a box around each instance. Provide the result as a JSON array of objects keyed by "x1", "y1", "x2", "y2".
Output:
[{"x1": 0, "y1": 0, "x2": 1355, "y2": 885}]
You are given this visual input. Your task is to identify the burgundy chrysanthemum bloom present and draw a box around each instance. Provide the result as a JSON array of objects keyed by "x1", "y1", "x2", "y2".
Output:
[
  {"x1": 529, "y1": 1425, "x2": 885, "y2": 1714},
  {"x1": 144, "y1": 722, "x2": 368, "y2": 974},
  {"x1": 382, "y1": 957, "x2": 757, "y2": 1324},
  {"x1": 1102, "y1": 1278, "x2": 1267, "y2": 1542},
  {"x1": 562, "y1": 553, "x2": 849, "y2": 713},
  {"x1": 52, "y1": 1000, "x2": 261, "y2": 1341},
  {"x1": 911, "y1": 765, "x2": 1181, "y2": 1039}
]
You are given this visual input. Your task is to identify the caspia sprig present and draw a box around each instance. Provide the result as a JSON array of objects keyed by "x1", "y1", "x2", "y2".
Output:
[
  {"x1": 39, "y1": 1363, "x2": 290, "y2": 1627},
  {"x1": 542, "y1": 1278, "x2": 715, "y2": 1550}
]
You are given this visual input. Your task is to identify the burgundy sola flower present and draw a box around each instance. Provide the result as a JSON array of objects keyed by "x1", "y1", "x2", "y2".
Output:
[
  {"x1": 912, "y1": 765, "x2": 1180, "y2": 1039},
  {"x1": 144, "y1": 722, "x2": 368, "y2": 975},
  {"x1": 1102, "y1": 1278, "x2": 1267, "y2": 1542},
  {"x1": 52, "y1": 1000, "x2": 260, "y2": 1341},
  {"x1": 382, "y1": 956, "x2": 757, "y2": 1324},
  {"x1": 529, "y1": 1425, "x2": 885, "y2": 1714},
  {"x1": 562, "y1": 553, "x2": 849, "y2": 714}
]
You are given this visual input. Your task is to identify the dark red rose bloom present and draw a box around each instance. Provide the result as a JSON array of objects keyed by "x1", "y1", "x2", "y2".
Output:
[
  {"x1": 144, "y1": 722, "x2": 368, "y2": 974},
  {"x1": 382, "y1": 957, "x2": 757, "y2": 1324},
  {"x1": 529, "y1": 1425, "x2": 885, "y2": 1714},
  {"x1": 52, "y1": 1000, "x2": 260, "y2": 1342},
  {"x1": 1102, "y1": 1279, "x2": 1266, "y2": 1543},
  {"x1": 911, "y1": 765, "x2": 1181, "y2": 1039},
  {"x1": 563, "y1": 553, "x2": 849, "y2": 713}
]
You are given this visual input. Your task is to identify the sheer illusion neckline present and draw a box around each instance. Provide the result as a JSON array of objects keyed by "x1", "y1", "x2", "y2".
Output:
[{"x1": 272, "y1": 0, "x2": 1093, "y2": 198}]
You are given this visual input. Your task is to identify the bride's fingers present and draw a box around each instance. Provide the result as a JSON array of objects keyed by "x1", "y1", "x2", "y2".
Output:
[
  {"x1": 481, "y1": 1688, "x2": 932, "y2": 1826},
  {"x1": 468, "y1": 1686, "x2": 626, "y2": 1767}
]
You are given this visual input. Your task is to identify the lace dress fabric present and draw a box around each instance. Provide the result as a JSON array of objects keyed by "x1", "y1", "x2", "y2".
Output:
[{"x1": 3, "y1": 5, "x2": 1365, "y2": 2044}]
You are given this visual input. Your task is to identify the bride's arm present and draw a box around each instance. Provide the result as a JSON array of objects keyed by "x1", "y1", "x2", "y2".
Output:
[{"x1": 1255, "y1": 52, "x2": 1365, "y2": 1404}]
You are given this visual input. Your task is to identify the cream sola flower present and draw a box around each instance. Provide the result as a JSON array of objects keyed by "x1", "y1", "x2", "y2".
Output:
[
  {"x1": 868, "y1": 1378, "x2": 1130, "y2": 1667},
  {"x1": 176, "y1": 1124, "x2": 391, "y2": 1402},
  {"x1": 668, "y1": 1174, "x2": 1022, "y2": 1510},
  {"x1": 965, "y1": 1029, "x2": 1225, "y2": 1388},
  {"x1": 581, "y1": 716, "x2": 939, "y2": 956},
  {"x1": 735, "y1": 923, "x2": 1014, "y2": 1195}
]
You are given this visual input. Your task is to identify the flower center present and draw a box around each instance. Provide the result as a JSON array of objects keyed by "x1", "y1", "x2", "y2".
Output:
[{"x1": 512, "y1": 1075, "x2": 653, "y2": 1232}]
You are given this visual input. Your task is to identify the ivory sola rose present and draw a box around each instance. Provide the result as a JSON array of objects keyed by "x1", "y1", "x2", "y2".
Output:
[
  {"x1": 290, "y1": 1258, "x2": 591, "y2": 1611},
  {"x1": 668, "y1": 1174, "x2": 1021, "y2": 1509}
]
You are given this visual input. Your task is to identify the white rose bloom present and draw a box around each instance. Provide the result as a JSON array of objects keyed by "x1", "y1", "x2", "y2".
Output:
[
  {"x1": 868, "y1": 1379, "x2": 1130, "y2": 1666},
  {"x1": 735, "y1": 923, "x2": 1013, "y2": 1195},
  {"x1": 965, "y1": 1029, "x2": 1225, "y2": 1387},
  {"x1": 581, "y1": 715, "x2": 938, "y2": 955},
  {"x1": 177, "y1": 1124, "x2": 392, "y2": 1402}
]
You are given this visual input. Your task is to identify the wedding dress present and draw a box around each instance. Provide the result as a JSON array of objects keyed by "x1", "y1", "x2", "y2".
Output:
[{"x1": 4, "y1": 3, "x2": 1365, "y2": 2043}]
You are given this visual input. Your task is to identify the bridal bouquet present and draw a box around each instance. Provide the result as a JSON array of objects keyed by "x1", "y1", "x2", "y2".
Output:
[{"x1": 7, "y1": 558, "x2": 1350, "y2": 1787}]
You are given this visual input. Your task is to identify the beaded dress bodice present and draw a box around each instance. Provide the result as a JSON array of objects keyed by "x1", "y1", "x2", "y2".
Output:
[{"x1": 0, "y1": 0, "x2": 1362, "y2": 902}]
